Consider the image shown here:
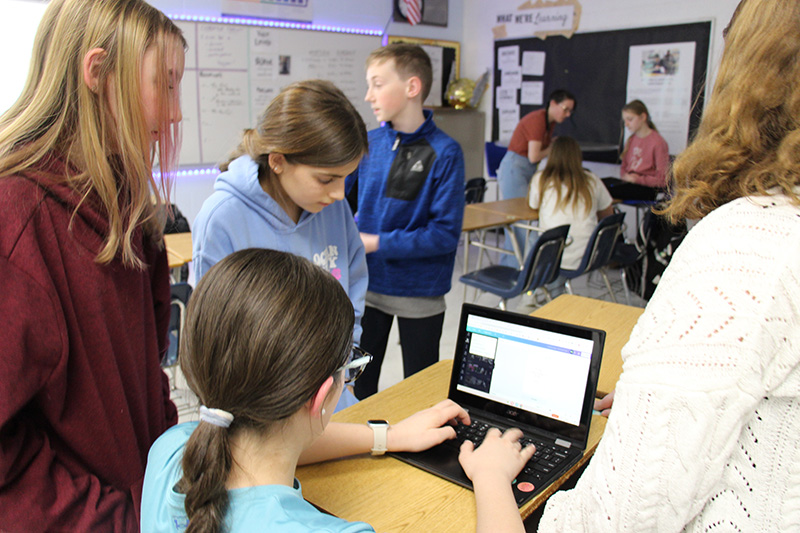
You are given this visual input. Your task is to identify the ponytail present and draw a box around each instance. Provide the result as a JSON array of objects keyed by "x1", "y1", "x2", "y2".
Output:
[{"x1": 179, "y1": 423, "x2": 234, "y2": 533}]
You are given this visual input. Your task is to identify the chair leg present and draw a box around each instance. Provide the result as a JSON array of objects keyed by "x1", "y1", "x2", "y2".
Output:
[
  {"x1": 620, "y1": 269, "x2": 632, "y2": 305},
  {"x1": 599, "y1": 269, "x2": 617, "y2": 304},
  {"x1": 542, "y1": 287, "x2": 552, "y2": 303},
  {"x1": 499, "y1": 299, "x2": 507, "y2": 311},
  {"x1": 564, "y1": 279, "x2": 574, "y2": 295}
]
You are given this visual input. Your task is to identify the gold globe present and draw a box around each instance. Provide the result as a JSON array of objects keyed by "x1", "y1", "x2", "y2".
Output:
[{"x1": 446, "y1": 78, "x2": 476, "y2": 110}]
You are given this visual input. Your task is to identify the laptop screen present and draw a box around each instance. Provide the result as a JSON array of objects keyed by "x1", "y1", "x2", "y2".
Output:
[{"x1": 449, "y1": 304, "x2": 605, "y2": 447}]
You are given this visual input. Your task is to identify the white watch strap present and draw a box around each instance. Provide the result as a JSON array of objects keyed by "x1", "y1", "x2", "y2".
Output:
[{"x1": 369, "y1": 423, "x2": 388, "y2": 455}]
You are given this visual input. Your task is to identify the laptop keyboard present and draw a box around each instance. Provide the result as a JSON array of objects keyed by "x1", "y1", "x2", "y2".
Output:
[{"x1": 454, "y1": 420, "x2": 573, "y2": 502}]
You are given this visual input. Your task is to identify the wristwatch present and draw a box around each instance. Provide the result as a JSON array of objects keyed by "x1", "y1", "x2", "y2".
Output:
[{"x1": 367, "y1": 419, "x2": 389, "y2": 455}]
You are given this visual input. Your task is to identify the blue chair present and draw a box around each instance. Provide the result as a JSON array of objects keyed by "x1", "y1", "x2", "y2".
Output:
[
  {"x1": 559, "y1": 212, "x2": 626, "y2": 303},
  {"x1": 459, "y1": 224, "x2": 570, "y2": 310},
  {"x1": 485, "y1": 141, "x2": 507, "y2": 179},
  {"x1": 163, "y1": 282, "x2": 193, "y2": 387},
  {"x1": 465, "y1": 177, "x2": 487, "y2": 204}
]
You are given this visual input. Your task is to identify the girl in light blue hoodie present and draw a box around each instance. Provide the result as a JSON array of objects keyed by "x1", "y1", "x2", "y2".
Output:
[{"x1": 192, "y1": 80, "x2": 369, "y2": 411}]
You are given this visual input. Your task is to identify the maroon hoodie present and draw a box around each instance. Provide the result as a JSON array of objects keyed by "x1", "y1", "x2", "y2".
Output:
[{"x1": 0, "y1": 156, "x2": 177, "y2": 532}]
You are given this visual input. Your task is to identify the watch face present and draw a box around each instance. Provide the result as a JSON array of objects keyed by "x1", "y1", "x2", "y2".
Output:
[{"x1": 368, "y1": 419, "x2": 388, "y2": 425}]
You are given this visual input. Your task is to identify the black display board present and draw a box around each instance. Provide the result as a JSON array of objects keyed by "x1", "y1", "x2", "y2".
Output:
[{"x1": 492, "y1": 22, "x2": 711, "y2": 162}]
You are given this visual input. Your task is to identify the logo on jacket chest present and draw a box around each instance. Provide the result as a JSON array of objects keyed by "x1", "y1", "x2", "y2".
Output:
[
  {"x1": 313, "y1": 245, "x2": 342, "y2": 280},
  {"x1": 385, "y1": 139, "x2": 437, "y2": 201}
]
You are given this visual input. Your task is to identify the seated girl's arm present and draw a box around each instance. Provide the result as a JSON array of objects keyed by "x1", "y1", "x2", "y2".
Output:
[
  {"x1": 298, "y1": 400, "x2": 470, "y2": 464},
  {"x1": 459, "y1": 428, "x2": 536, "y2": 533}
]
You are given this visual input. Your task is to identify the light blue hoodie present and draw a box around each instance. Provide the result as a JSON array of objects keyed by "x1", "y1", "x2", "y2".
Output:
[{"x1": 192, "y1": 155, "x2": 368, "y2": 348}]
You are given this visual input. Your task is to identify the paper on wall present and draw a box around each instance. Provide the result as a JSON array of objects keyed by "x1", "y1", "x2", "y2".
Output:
[
  {"x1": 497, "y1": 45, "x2": 520, "y2": 71},
  {"x1": 521, "y1": 51, "x2": 545, "y2": 76},
  {"x1": 498, "y1": 106, "x2": 520, "y2": 145},
  {"x1": 626, "y1": 41, "x2": 696, "y2": 153},
  {"x1": 521, "y1": 81, "x2": 544, "y2": 105},
  {"x1": 501, "y1": 68, "x2": 522, "y2": 89},
  {"x1": 496, "y1": 86, "x2": 518, "y2": 110}
]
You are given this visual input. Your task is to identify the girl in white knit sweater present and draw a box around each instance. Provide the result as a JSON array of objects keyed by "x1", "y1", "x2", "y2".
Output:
[{"x1": 539, "y1": 1, "x2": 800, "y2": 530}]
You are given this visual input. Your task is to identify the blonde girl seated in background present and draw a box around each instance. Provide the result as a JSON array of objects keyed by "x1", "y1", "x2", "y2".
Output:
[
  {"x1": 142, "y1": 249, "x2": 536, "y2": 533},
  {"x1": 528, "y1": 136, "x2": 614, "y2": 291}
]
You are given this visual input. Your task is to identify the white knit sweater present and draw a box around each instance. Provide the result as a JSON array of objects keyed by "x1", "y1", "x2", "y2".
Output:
[{"x1": 539, "y1": 193, "x2": 800, "y2": 532}]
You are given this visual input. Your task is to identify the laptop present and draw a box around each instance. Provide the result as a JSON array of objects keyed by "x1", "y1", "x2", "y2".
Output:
[{"x1": 390, "y1": 303, "x2": 605, "y2": 507}]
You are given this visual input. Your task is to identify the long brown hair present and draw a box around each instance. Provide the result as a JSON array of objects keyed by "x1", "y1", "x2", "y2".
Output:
[
  {"x1": 620, "y1": 99, "x2": 658, "y2": 159},
  {"x1": 0, "y1": 0, "x2": 185, "y2": 268},
  {"x1": 536, "y1": 136, "x2": 593, "y2": 215},
  {"x1": 663, "y1": 0, "x2": 800, "y2": 223},
  {"x1": 178, "y1": 248, "x2": 354, "y2": 533},
  {"x1": 220, "y1": 79, "x2": 368, "y2": 177}
]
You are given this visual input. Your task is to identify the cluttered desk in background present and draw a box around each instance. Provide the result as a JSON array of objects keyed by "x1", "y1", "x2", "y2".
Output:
[{"x1": 297, "y1": 294, "x2": 644, "y2": 531}]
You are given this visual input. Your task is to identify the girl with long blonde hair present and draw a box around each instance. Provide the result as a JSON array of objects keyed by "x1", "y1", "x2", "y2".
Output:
[
  {"x1": 0, "y1": 0, "x2": 185, "y2": 529},
  {"x1": 528, "y1": 136, "x2": 614, "y2": 273}
]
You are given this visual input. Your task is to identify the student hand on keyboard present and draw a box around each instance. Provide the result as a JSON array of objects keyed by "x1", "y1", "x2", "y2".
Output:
[
  {"x1": 458, "y1": 427, "x2": 536, "y2": 486},
  {"x1": 387, "y1": 399, "x2": 471, "y2": 452}
]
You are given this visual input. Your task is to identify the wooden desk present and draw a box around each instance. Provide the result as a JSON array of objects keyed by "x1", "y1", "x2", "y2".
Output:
[
  {"x1": 297, "y1": 360, "x2": 607, "y2": 531},
  {"x1": 164, "y1": 232, "x2": 192, "y2": 269},
  {"x1": 531, "y1": 294, "x2": 644, "y2": 397},
  {"x1": 462, "y1": 198, "x2": 539, "y2": 276},
  {"x1": 470, "y1": 197, "x2": 538, "y2": 220}
]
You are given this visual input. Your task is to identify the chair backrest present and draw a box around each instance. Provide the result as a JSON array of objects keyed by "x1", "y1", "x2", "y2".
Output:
[
  {"x1": 568, "y1": 212, "x2": 625, "y2": 276},
  {"x1": 517, "y1": 224, "x2": 570, "y2": 293},
  {"x1": 464, "y1": 177, "x2": 487, "y2": 204},
  {"x1": 164, "y1": 282, "x2": 193, "y2": 368},
  {"x1": 485, "y1": 141, "x2": 508, "y2": 178}
]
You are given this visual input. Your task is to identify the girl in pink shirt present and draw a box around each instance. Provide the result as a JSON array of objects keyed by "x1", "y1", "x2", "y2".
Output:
[{"x1": 620, "y1": 100, "x2": 670, "y2": 188}]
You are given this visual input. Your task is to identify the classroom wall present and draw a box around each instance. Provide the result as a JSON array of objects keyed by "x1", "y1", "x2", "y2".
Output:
[
  {"x1": 6, "y1": 0, "x2": 741, "y2": 223},
  {"x1": 148, "y1": 0, "x2": 464, "y2": 42},
  {"x1": 142, "y1": 0, "x2": 464, "y2": 223},
  {"x1": 461, "y1": 0, "x2": 741, "y2": 146}
]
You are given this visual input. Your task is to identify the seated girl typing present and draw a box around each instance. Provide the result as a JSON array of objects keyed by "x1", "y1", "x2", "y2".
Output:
[{"x1": 141, "y1": 249, "x2": 535, "y2": 533}]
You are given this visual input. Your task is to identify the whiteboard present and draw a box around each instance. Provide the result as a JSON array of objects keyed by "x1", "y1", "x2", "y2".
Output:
[{"x1": 175, "y1": 21, "x2": 381, "y2": 167}]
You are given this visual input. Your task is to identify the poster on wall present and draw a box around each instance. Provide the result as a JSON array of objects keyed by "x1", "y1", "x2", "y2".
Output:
[
  {"x1": 626, "y1": 41, "x2": 696, "y2": 153},
  {"x1": 221, "y1": 0, "x2": 313, "y2": 22}
]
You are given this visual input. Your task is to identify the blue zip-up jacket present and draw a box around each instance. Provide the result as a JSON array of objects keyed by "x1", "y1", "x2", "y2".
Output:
[
  {"x1": 346, "y1": 110, "x2": 465, "y2": 297},
  {"x1": 192, "y1": 155, "x2": 368, "y2": 346}
]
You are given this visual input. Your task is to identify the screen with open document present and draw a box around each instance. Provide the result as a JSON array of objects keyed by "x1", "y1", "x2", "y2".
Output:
[{"x1": 456, "y1": 313, "x2": 594, "y2": 427}]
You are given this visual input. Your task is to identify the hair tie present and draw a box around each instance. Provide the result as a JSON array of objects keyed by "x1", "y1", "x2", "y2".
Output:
[{"x1": 199, "y1": 405, "x2": 234, "y2": 428}]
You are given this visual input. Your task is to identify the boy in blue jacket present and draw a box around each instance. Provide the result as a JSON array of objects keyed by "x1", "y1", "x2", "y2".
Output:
[{"x1": 346, "y1": 44, "x2": 465, "y2": 399}]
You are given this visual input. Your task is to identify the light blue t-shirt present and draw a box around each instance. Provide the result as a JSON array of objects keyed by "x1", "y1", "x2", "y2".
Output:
[{"x1": 141, "y1": 422, "x2": 375, "y2": 533}]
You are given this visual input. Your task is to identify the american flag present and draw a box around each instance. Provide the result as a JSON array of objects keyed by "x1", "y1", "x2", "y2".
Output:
[{"x1": 401, "y1": 0, "x2": 422, "y2": 26}]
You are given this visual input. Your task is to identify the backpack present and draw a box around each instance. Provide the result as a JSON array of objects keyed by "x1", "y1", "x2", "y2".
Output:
[
  {"x1": 622, "y1": 207, "x2": 687, "y2": 301},
  {"x1": 164, "y1": 203, "x2": 191, "y2": 234}
]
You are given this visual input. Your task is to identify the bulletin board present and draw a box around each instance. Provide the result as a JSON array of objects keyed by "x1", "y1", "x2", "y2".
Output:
[
  {"x1": 491, "y1": 22, "x2": 711, "y2": 160},
  {"x1": 174, "y1": 20, "x2": 380, "y2": 167},
  {"x1": 387, "y1": 35, "x2": 460, "y2": 108}
]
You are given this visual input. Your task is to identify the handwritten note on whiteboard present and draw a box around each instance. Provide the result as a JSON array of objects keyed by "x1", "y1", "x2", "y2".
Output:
[{"x1": 176, "y1": 20, "x2": 379, "y2": 166}]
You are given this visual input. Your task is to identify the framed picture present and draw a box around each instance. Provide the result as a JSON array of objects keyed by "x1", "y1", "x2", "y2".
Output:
[{"x1": 388, "y1": 36, "x2": 460, "y2": 107}]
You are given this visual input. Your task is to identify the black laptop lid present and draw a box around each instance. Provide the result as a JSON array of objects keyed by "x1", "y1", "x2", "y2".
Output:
[{"x1": 448, "y1": 304, "x2": 605, "y2": 450}]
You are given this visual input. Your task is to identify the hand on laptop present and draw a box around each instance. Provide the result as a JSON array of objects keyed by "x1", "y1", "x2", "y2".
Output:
[
  {"x1": 458, "y1": 427, "x2": 536, "y2": 485},
  {"x1": 594, "y1": 389, "x2": 615, "y2": 417},
  {"x1": 387, "y1": 399, "x2": 471, "y2": 452}
]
